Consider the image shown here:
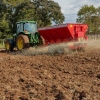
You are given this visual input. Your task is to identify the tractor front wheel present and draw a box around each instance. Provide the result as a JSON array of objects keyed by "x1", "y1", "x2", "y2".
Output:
[
  {"x1": 16, "y1": 34, "x2": 29, "y2": 50},
  {"x1": 5, "y1": 39, "x2": 14, "y2": 52}
]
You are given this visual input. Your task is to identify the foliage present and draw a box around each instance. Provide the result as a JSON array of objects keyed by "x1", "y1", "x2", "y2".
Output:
[
  {"x1": 32, "y1": 0, "x2": 64, "y2": 27},
  {"x1": 77, "y1": 5, "x2": 100, "y2": 34},
  {"x1": 0, "y1": 0, "x2": 65, "y2": 37}
]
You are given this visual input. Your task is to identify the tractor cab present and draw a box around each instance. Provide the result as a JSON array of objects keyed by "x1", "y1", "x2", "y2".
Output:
[{"x1": 16, "y1": 21, "x2": 37, "y2": 34}]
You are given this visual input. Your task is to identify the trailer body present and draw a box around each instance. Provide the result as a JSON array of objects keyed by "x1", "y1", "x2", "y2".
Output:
[{"x1": 38, "y1": 23, "x2": 88, "y2": 45}]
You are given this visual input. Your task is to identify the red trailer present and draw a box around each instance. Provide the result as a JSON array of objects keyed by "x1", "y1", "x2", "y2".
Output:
[{"x1": 38, "y1": 23, "x2": 88, "y2": 50}]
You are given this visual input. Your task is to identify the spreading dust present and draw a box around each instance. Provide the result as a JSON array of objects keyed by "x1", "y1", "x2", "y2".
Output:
[{"x1": 9, "y1": 39, "x2": 100, "y2": 56}]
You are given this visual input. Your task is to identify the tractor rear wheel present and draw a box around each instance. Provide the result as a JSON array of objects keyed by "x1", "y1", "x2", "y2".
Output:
[
  {"x1": 16, "y1": 34, "x2": 29, "y2": 50},
  {"x1": 5, "y1": 39, "x2": 14, "y2": 52}
]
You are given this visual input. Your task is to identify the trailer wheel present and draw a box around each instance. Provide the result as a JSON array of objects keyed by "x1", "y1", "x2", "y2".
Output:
[
  {"x1": 48, "y1": 45, "x2": 57, "y2": 54},
  {"x1": 57, "y1": 46, "x2": 64, "y2": 54},
  {"x1": 5, "y1": 39, "x2": 14, "y2": 52},
  {"x1": 16, "y1": 34, "x2": 29, "y2": 50}
]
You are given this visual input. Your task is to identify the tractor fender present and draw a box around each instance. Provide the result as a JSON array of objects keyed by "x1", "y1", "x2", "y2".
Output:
[
  {"x1": 16, "y1": 32, "x2": 25, "y2": 37},
  {"x1": 15, "y1": 33, "x2": 29, "y2": 43}
]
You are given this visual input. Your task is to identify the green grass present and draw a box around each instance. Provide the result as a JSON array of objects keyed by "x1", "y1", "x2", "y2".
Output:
[{"x1": 0, "y1": 44, "x2": 5, "y2": 49}]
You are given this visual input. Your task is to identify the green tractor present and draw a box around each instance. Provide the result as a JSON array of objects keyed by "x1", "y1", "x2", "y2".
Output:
[{"x1": 5, "y1": 20, "x2": 44, "y2": 51}]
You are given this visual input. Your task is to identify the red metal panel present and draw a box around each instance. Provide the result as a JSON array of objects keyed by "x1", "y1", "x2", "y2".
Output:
[{"x1": 38, "y1": 23, "x2": 88, "y2": 44}]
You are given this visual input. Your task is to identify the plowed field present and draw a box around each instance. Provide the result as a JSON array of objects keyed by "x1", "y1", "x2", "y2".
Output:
[{"x1": 0, "y1": 41, "x2": 100, "y2": 100}]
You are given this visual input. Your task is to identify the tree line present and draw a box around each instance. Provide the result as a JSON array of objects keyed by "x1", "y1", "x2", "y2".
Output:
[
  {"x1": 0, "y1": 0, "x2": 100, "y2": 38},
  {"x1": 0, "y1": 0, "x2": 64, "y2": 38}
]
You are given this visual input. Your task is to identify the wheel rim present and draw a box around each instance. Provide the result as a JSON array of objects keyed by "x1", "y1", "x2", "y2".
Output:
[
  {"x1": 5, "y1": 42, "x2": 10, "y2": 50},
  {"x1": 17, "y1": 38, "x2": 23, "y2": 50}
]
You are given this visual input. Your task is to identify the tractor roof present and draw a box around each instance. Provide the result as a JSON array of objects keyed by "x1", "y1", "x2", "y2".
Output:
[{"x1": 16, "y1": 20, "x2": 37, "y2": 24}]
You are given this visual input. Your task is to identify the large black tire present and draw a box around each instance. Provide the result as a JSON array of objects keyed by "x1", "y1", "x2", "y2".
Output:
[
  {"x1": 16, "y1": 34, "x2": 29, "y2": 50},
  {"x1": 5, "y1": 39, "x2": 14, "y2": 52}
]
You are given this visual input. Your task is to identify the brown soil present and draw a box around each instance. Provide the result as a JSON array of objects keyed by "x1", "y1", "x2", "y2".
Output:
[{"x1": 0, "y1": 47, "x2": 100, "y2": 100}]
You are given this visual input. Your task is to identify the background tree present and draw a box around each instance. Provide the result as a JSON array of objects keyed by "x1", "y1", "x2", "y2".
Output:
[
  {"x1": 13, "y1": 0, "x2": 65, "y2": 27},
  {"x1": 0, "y1": 0, "x2": 65, "y2": 37},
  {"x1": 32, "y1": 0, "x2": 65, "y2": 27},
  {"x1": 0, "y1": 0, "x2": 11, "y2": 37},
  {"x1": 77, "y1": 5, "x2": 100, "y2": 34},
  {"x1": 77, "y1": 5, "x2": 96, "y2": 34},
  {"x1": 96, "y1": 7, "x2": 100, "y2": 33}
]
